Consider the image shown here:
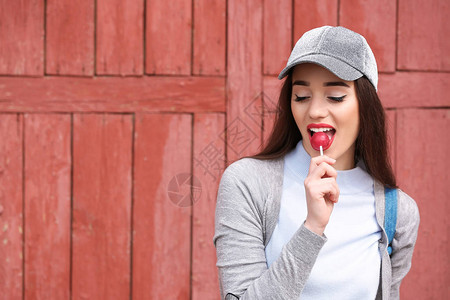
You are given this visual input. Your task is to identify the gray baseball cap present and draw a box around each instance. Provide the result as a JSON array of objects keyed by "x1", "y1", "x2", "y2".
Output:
[{"x1": 278, "y1": 26, "x2": 378, "y2": 91}]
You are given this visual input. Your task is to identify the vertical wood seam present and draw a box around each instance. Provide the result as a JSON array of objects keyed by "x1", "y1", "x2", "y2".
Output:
[
  {"x1": 44, "y1": 0, "x2": 48, "y2": 75},
  {"x1": 260, "y1": 1, "x2": 264, "y2": 147},
  {"x1": 189, "y1": 113, "x2": 194, "y2": 300},
  {"x1": 94, "y1": 0, "x2": 98, "y2": 75},
  {"x1": 129, "y1": 113, "x2": 136, "y2": 300},
  {"x1": 225, "y1": 0, "x2": 229, "y2": 76},
  {"x1": 190, "y1": 0, "x2": 195, "y2": 76},
  {"x1": 143, "y1": 0, "x2": 147, "y2": 76},
  {"x1": 261, "y1": 0, "x2": 265, "y2": 75},
  {"x1": 224, "y1": 0, "x2": 229, "y2": 165},
  {"x1": 21, "y1": 113, "x2": 26, "y2": 300},
  {"x1": 395, "y1": 0, "x2": 399, "y2": 71},
  {"x1": 259, "y1": 1, "x2": 264, "y2": 151},
  {"x1": 70, "y1": 113, "x2": 74, "y2": 300}
]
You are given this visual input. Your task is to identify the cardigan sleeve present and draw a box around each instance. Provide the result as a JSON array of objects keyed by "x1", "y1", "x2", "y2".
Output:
[
  {"x1": 213, "y1": 160, "x2": 327, "y2": 300},
  {"x1": 389, "y1": 190, "x2": 420, "y2": 299}
]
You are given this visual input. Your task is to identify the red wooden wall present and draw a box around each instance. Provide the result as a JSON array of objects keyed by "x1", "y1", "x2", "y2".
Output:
[{"x1": 0, "y1": 0, "x2": 448, "y2": 299}]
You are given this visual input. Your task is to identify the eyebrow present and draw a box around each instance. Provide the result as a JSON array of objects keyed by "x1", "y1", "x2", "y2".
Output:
[
  {"x1": 292, "y1": 80, "x2": 350, "y2": 88},
  {"x1": 292, "y1": 80, "x2": 309, "y2": 86}
]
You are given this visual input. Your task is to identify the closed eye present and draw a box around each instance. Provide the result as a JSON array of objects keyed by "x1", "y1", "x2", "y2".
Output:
[
  {"x1": 328, "y1": 95, "x2": 346, "y2": 102},
  {"x1": 294, "y1": 94, "x2": 309, "y2": 102}
]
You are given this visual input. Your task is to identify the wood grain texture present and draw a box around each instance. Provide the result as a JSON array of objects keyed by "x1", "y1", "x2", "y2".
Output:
[
  {"x1": 193, "y1": 0, "x2": 226, "y2": 75},
  {"x1": 46, "y1": 0, "x2": 94, "y2": 75},
  {"x1": 263, "y1": 0, "x2": 292, "y2": 75},
  {"x1": 192, "y1": 113, "x2": 225, "y2": 300},
  {"x1": 72, "y1": 114, "x2": 132, "y2": 300},
  {"x1": 0, "y1": 76, "x2": 226, "y2": 113},
  {"x1": 293, "y1": 0, "x2": 338, "y2": 41},
  {"x1": 133, "y1": 113, "x2": 192, "y2": 299},
  {"x1": 146, "y1": 0, "x2": 192, "y2": 75},
  {"x1": 227, "y1": 0, "x2": 264, "y2": 162},
  {"x1": 0, "y1": 114, "x2": 23, "y2": 300},
  {"x1": 398, "y1": 0, "x2": 450, "y2": 71},
  {"x1": 24, "y1": 114, "x2": 71, "y2": 299},
  {"x1": 378, "y1": 72, "x2": 450, "y2": 108},
  {"x1": 339, "y1": 0, "x2": 396, "y2": 73},
  {"x1": 0, "y1": 0, "x2": 44, "y2": 75},
  {"x1": 96, "y1": 0, "x2": 144, "y2": 75},
  {"x1": 396, "y1": 109, "x2": 450, "y2": 298},
  {"x1": 262, "y1": 76, "x2": 283, "y2": 145}
]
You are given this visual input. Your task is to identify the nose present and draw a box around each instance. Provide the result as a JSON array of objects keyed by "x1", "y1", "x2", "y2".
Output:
[{"x1": 308, "y1": 97, "x2": 328, "y2": 120}]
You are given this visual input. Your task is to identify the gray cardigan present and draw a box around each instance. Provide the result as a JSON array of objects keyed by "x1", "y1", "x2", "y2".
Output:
[{"x1": 213, "y1": 157, "x2": 420, "y2": 300}]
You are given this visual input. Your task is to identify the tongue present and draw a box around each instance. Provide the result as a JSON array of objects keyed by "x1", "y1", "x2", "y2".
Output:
[{"x1": 311, "y1": 132, "x2": 330, "y2": 151}]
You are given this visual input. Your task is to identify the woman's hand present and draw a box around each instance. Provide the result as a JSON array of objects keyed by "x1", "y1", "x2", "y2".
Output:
[{"x1": 304, "y1": 155, "x2": 340, "y2": 236}]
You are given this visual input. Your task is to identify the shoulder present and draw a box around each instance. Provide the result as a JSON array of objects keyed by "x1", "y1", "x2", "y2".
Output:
[
  {"x1": 223, "y1": 157, "x2": 283, "y2": 175},
  {"x1": 396, "y1": 189, "x2": 420, "y2": 230},
  {"x1": 220, "y1": 157, "x2": 284, "y2": 185},
  {"x1": 217, "y1": 157, "x2": 284, "y2": 209}
]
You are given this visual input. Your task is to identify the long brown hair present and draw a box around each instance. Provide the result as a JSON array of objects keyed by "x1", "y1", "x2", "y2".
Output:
[{"x1": 251, "y1": 72, "x2": 397, "y2": 188}]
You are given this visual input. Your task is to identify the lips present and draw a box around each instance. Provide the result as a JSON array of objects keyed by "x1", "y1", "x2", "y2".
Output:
[{"x1": 307, "y1": 124, "x2": 336, "y2": 151}]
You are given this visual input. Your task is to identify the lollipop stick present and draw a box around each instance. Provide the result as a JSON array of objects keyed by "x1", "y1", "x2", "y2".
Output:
[{"x1": 320, "y1": 145, "x2": 323, "y2": 156}]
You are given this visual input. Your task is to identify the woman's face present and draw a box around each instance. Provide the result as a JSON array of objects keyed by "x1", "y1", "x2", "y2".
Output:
[{"x1": 291, "y1": 63, "x2": 359, "y2": 170}]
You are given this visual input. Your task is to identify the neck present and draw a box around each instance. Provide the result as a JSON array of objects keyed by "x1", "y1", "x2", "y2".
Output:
[
  {"x1": 333, "y1": 156, "x2": 355, "y2": 170},
  {"x1": 332, "y1": 144, "x2": 356, "y2": 170}
]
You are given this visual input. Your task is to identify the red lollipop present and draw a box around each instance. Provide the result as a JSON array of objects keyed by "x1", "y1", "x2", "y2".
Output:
[{"x1": 310, "y1": 132, "x2": 330, "y2": 151}]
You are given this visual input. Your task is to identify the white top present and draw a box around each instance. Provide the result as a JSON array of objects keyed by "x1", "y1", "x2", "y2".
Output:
[{"x1": 265, "y1": 142, "x2": 382, "y2": 299}]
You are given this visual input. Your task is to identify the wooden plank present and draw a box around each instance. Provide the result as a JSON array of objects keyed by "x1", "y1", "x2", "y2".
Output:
[
  {"x1": 193, "y1": 0, "x2": 226, "y2": 75},
  {"x1": 72, "y1": 114, "x2": 132, "y2": 300},
  {"x1": 263, "y1": 0, "x2": 292, "y2": 75},
  {"x1": 146, "y1": 0, "x2": 192, "y2": 75},
  {"x1": 192, "y1": 113, "x2": 225, "y2": 300},
  {"x1": 96, "y1": 0, "x2": 144, "y2": 75},
  {"x1": 0, "y1": 76, "x2": 226, "y2": 113},
  {"x1": 339, "y1": 0, "x2": 396, "y2": 73},
  {"x1": 262, "y1": 76, "x2": 283, "y2": 145},
  {"x1": 133, "y1": 113, "x2": 191, "y2": 299},
  {"x1": 227, "y1": 0, "x2": 263, "y2": 162},
  {"x1": 396, "y1": 109, "x2": 449, "y2": 298},
  {"x1": 398, "y1": 0, "x2": 450, "y2": 71},
  {"x1": 377, "y1": 72, "x2": 450, "y2": 108},
  {"x1": 0, "y1": 0, "x2": 44, "y2": 75},
  {"x1": 46, "y1": 0, "x2": 94, "y2": 75},
  {"x1": 293, "y1": 0, "x2": 338, "y2": 42},
  {"x1": 24, "y1": 114, "x2": 71, "y2": 299},
  {"x1": 0, "y1": 114, "x2": 23, "y2": 299}
]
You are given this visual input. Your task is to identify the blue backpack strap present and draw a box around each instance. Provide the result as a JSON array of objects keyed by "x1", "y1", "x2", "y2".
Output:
[{"x1": 384, "y1": 187, "x2": 398, "y2": 255}]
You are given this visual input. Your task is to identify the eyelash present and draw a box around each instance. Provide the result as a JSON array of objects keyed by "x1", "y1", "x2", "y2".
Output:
[{"x1": 294, "y1": 95, "x2": 346, "y2": 102}]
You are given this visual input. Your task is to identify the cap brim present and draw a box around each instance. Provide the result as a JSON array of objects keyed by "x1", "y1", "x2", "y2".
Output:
[{"x1": 278, "y1": 54, "x2": 363, "y2": 81}]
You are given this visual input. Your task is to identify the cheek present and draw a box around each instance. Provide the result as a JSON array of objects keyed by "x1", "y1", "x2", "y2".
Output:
[
  {"x1": 291, "y1": 104, "x2": 308, "y2": 133},
  {"x1": 343, "y1": 102, "x2": 360, "y2": 138}
]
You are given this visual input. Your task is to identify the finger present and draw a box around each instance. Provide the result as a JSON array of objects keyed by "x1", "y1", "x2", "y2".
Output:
[
  {"x1": 318, "y1": 177, "x2": 340, "y2": 202},
  {"x1": 304, "y1": 177, "x2": 339, "y2": 202},
  {"x1": 308, "y1": 161, "x2": 337, "y2": 180},
  {"x1": 325, "y1": 179, "x2": 340, "y2": 203},
  {"x1": 310, "y1": 155, "x2": 336, "y2": 167}
]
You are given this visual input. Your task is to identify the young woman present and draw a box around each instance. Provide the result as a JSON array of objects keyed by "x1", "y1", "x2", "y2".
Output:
[{"x1": 213, "y1": 26, "x2": 420, "y2": 299}]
